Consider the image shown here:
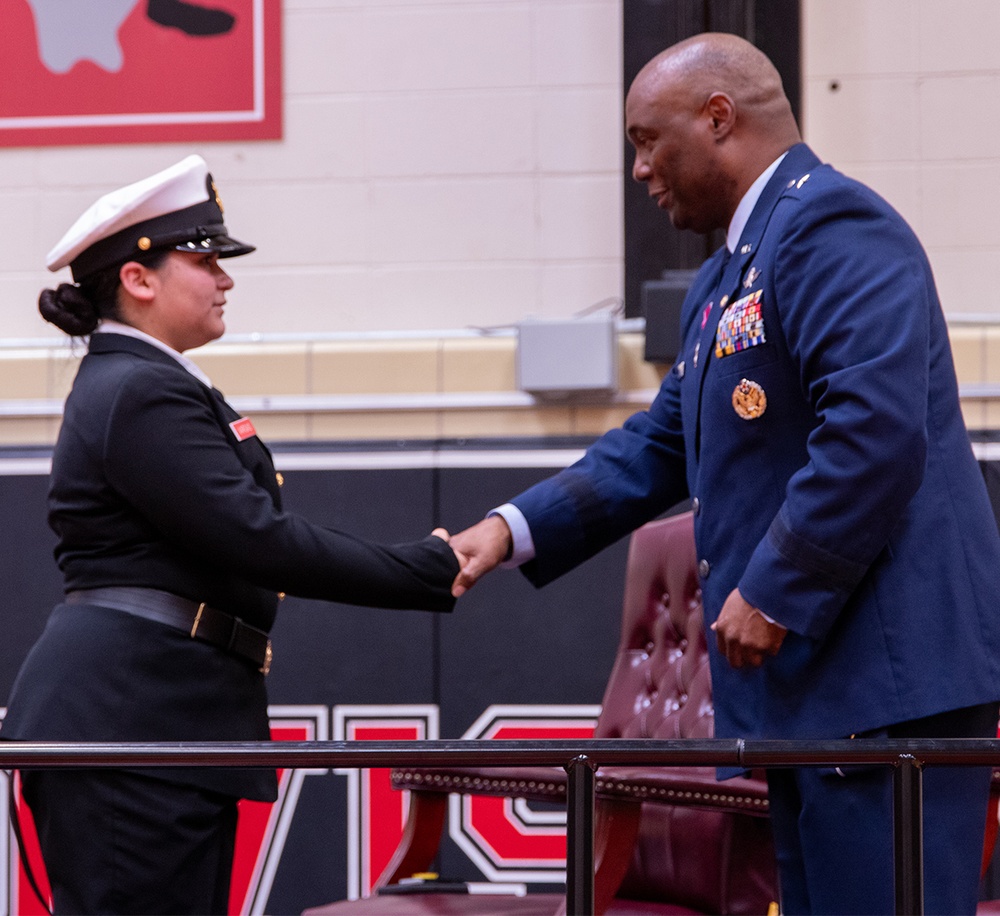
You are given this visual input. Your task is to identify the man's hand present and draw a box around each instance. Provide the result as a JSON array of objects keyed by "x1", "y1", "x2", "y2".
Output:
[
  {"x1": 448, "y1": 516, "x2": 513, "y2": 597},
  {"x1": 710, "y1": 588, "x2": 787, "y2": 668}
]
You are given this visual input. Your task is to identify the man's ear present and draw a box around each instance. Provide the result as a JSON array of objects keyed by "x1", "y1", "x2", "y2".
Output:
[
  {"x1": 705, "y1": 91, "x2": 736, "y2": 138},
  {"x1": 119, "y1": 261, "x2": 157, "y2": 302}
]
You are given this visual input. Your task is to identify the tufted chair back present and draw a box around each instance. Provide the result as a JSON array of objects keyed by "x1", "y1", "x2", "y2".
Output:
[
  {"x1": 595, "y1": 511, "x2": 711, "y2": 744},
  {"x1": 593, "y1": 512, "x2": 777, "y2": 914}
]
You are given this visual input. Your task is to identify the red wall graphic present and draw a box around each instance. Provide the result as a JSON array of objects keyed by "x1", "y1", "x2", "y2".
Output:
[
  {"x1": 2, "y1": 703, "x2": 606, "y2": 910},
  {"x1": 451, "y1": 706, "x2": 600, "y2": 883},
  {"x1": 333, "y1": 706, "x2": 439, "y2": 900},
  {"x1": 1, "y1": 0, "x2": 281, "y2": 147}
]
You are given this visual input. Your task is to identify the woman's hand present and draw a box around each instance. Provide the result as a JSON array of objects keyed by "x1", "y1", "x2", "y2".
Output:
[{"x1": 430, "y1": 528, "x2": 469, "y2": 575}]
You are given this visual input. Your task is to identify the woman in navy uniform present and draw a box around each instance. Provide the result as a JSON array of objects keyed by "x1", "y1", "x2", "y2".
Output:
[{"x1": 2, "y1": 156, "x2": 461, "y2": 915}]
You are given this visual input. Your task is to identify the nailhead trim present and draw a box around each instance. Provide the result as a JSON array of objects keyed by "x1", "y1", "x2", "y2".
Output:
[{"x1": 391, "y1": 770, "x2": 768, "y2": 813}]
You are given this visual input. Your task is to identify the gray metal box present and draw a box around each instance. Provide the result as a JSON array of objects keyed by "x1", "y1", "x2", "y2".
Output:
[{"x1": 516, "y1": 315, "x2": 618, "y2": 394}]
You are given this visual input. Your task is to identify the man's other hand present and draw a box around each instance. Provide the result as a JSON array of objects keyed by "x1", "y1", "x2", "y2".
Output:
[{"x1": 711, "y1": 587, "x2": 787, "y2": 668}]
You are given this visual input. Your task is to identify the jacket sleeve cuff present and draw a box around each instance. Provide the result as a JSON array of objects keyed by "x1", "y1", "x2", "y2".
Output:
[
  {"x1": 738, "y1": 508, "x2": 866, "y2": 639},
  {"x1": 489, "y1": 504, "x2": 536, "y2": 568}
]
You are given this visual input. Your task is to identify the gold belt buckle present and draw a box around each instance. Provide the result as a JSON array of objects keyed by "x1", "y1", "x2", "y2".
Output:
[
  {"x1": 190, "y1": 602, "x2": 205, "y2": 637},
  {"x1": 260, "y1": 640, "x2": 273, "y2": 676}
]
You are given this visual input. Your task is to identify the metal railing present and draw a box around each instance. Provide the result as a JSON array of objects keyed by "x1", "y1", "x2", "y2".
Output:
[{"x1": 3, "y1": 737, "x2": 999, "y2": 915}]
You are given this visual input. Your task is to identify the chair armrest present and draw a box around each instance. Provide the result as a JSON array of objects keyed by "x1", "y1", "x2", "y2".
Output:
[
  {"x1": 596, "y1": 766, "x2": 769, "y2": 816},
  {"x1": 391, "y1": 766, "x2": 568, "y2": 804},
  {"x1": 379, "y1": 766, "x2": 568, "y2": 894},
  {"x1": 372, "y1": 791, "x2": 449, "y2": 891},
  {"x1": 392, "y1": 765, "x2": 769, "y2": 816}
]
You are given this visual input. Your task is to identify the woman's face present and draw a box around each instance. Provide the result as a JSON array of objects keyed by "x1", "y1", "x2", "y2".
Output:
[{"x1": 147, "y1": 250, "x2": 234, "y2": 352}]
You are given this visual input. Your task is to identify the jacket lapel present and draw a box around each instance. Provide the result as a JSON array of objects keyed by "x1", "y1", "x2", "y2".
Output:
[
  {"x1": 687, "y1": 144, "x2": 823, "y2": 454},
  {"x1": 692, "y1": 145, "x2": 822, "y2": 388}
]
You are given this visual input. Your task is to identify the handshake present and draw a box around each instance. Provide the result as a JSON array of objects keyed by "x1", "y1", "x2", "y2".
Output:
[
  {"x1": 427, "y1": 516, "x2": 786, "y2": 671},
  {"x1": 430, "y1": 516, "x2": 512, "y2": 598}
]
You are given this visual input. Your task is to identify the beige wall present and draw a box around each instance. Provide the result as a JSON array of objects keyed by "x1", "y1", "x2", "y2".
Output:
[{"x1": 802, "y1": 0, "x2": 1000, "y2": 317}]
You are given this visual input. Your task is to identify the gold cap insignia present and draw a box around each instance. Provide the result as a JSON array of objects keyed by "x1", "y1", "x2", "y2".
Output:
[
  {"x1": 211, "y1": 179, "x2": 224, "y2": 215},
  {"x1": 732, "y1": 378, "x2": 767, "y2": 419}
]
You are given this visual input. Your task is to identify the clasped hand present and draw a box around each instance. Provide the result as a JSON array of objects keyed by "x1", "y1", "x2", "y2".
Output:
[
  {"x1": 430, "y1": 517, "x2": 511, "y2": 597},
  {"x1": 711, "y1": 588, "x2": 787, "y2": 668}
]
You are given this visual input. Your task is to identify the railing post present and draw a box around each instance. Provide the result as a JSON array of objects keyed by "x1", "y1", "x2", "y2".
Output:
[
  {"x1": 893, "y1": 753, "x2": 923, "y2": 916},
  {"x1": 565, "y1": 754, "x2": 595, "y2": 916}
]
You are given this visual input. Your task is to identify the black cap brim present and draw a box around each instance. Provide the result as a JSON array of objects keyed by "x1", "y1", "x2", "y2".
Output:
[{"x1": 174, "y1": 233, "x2": 256, "y2": 258}]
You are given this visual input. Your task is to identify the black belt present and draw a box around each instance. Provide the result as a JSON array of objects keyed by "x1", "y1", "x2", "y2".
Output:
[{"x1": 65, "y1": 586, "x2": 272, "y2": 674}]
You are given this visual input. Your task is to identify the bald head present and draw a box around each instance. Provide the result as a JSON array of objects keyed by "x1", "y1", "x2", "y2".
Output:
[
  {"x1": 635, "y1": 33, "x2": 800, "y2": 157},
  {"x1": 625, "y1": 33, "x2": 801, "y2": 234}
]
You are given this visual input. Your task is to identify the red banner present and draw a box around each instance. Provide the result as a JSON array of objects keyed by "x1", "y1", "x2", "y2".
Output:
[{"x1": 0, "y1": 0, "x2": 281, "y2": 147}]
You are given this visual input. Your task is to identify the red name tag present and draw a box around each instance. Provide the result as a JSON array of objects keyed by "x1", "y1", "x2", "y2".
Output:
[{"x1": 229, "y1": 417, "x2": 257, "y2": 442}]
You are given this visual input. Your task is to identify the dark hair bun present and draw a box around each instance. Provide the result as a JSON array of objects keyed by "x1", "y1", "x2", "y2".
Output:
[{"x1": 38, "y1": 283, "x2": 100, "y2": 336}]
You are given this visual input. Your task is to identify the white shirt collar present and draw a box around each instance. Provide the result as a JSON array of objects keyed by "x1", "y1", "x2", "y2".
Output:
[
  {"x1": 95, "y1": 319, "x2": 214, "y2": 389},
  {"x1": 725, "y1": 152, "x2": 788, "y2": 254}
]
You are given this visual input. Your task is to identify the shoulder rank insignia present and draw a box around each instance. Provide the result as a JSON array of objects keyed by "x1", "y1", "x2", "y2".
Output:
[{"x1": 732, "y1": 379, "x2": 766, "y2": 420}]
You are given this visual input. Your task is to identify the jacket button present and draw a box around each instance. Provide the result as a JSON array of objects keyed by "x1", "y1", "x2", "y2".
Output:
[
  {"x1": 698, "y1": 559, "x2": 711, "y2": 579},
  {"x1": 692, "y1": 497, "x2": 701, "y2": 516},
  {"x1": 276, "y1": 472, "x2": 284, "y2": 487}
]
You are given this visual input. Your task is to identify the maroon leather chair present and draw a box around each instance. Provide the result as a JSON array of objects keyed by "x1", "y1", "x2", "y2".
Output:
[{"x1": 306, "y1": 512, "x2": 779, "y2": 915}]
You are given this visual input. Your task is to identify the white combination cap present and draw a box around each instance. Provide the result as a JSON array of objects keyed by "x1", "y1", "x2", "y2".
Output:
[{"x1": 46, "y1": 154, "x2": 255, "y2": 282}]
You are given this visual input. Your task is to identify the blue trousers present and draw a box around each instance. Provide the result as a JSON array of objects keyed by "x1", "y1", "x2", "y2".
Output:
[{"x1": 766, "y1": 702, "x2": 998, "y2": 915}]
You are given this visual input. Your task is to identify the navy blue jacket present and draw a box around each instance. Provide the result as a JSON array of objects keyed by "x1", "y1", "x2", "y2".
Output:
[
  {"x1": 3, "y1": 333, "x2": 458, "y2": 799},
  {"x1": 512, "y1": 144, "x2": 1000, "y2": 742}
]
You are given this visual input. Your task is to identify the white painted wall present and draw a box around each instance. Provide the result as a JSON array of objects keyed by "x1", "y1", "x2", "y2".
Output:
[
  {"x1": 1, "y1": 0, "x2": 997, "y2": 344},
  {"x1": 802, "y1": 0, "x2": 1000, "y2": 318}
]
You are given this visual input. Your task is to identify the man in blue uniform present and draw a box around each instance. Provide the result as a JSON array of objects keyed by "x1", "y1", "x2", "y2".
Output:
[{"x1": 450, "y1": 32, "x2": 1000, "y2": 915}]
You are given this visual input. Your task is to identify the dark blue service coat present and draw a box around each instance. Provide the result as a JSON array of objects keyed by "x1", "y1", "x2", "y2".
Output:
[{"x1": 512, "y1": 143, "x2": 1000, "y2": 743}]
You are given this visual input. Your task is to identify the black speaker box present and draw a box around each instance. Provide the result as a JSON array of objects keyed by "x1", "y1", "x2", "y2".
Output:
[{"x1": 642, "y1": 270, "x2": 698, "y2": 363}]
